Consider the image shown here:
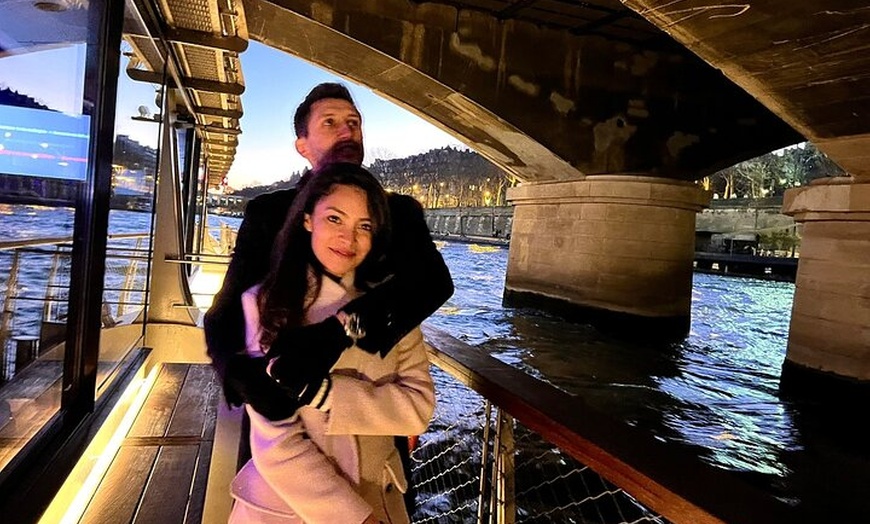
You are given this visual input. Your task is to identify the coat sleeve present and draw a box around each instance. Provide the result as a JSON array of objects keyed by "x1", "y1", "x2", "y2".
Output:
[
  {"x1": 343, "y1": 194, "x2": 454, "y2": 355},
  {"x1": 204, "y1": 193, "x2": 288, "y2": 405},
  {"x1": 326, "y1": 328, "x2": 436, "y2": 436},
  {"x1": 247, "y1": 408, "x2": 373, "y2": 524}
]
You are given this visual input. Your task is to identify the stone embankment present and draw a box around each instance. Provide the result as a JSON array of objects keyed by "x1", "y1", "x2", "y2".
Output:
[
  {"x1": 426, "y1": 199, "x2": 794, "y2": 244},
  {"x1": 426, "y1": 201, "x2": 797, "y2": 281}
]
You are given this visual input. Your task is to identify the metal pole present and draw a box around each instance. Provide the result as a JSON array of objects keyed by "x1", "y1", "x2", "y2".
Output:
[
  {"x1": 489, "y1": 407, "x2": 503, "y2": 524},
  {"x1": 197, "y1": 160, "x2": 210, "y2": 254},
  {"x1": 1, "y1": 251, "x2": 21, "y2": 367},
  {"x1": 495, "y1": 412, "x2": 516, "y2": 524},
  {"x1": 477, "y1": 400, "x2": 493, "y2": 524},
  {"x1": 43, "y1": 248, "x2": 62, "y2": 322},
  {"x1": 118, "y1": 237, "x2": 143, "y2": 317}
]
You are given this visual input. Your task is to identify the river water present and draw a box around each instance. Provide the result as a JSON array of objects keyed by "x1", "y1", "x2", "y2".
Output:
[
  {"x1": 428, "y1": 241, "x2": 797, "y2": 473},
  {"x1": 2, "y1": 206, "x2": 867, "y2": 518},
  {"x1": 427, "y1": 240, "x2": 869, "y2": 520}
]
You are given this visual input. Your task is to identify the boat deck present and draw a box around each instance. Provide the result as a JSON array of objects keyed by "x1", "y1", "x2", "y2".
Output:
[{"x1": 79, "y1": 364, "x2": 222, "y2": 524}]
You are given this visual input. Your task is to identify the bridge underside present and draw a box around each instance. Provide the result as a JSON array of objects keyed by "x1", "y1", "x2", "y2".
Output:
[{"x1": 624, "y1": 0, "x2": 870, "y2": 180}]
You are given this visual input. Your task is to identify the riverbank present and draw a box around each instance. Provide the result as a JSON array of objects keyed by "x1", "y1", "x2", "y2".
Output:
[
  {"x1": 433, "y1": 233, "x2": 798, "y2": 282},
  {"x1": 432, "y1": 233, "x2": 509, "y2": 247}
]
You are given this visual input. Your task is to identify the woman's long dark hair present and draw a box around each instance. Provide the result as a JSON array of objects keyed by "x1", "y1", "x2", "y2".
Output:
[{"x1": 257, "y1": 162, "x2": 391, "y2": 348}]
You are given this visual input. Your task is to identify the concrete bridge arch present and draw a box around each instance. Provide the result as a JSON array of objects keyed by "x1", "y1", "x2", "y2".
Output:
[{"x1": 243, "y1": 0, "x2": 801, "y2": 183}]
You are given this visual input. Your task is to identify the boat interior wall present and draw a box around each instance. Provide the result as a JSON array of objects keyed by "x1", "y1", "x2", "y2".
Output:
[
  {"x1": 144, "y1": 93, "x2": 200, "y2": 327},
  {"x1": 0, "y1": 0, "x2": 240, "y2": 513}
]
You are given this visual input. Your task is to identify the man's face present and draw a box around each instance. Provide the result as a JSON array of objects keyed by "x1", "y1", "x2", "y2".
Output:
[{"x1": 295, "y1": 98, "x2": 364, "y2": 168}]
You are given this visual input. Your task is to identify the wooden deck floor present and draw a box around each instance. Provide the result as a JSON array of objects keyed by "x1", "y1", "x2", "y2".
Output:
[{"x1": 80, "y1": 364, "x2": 222, "y2": 524}]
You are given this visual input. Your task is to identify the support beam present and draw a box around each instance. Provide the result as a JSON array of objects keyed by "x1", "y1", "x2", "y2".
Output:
[
  {"x1": 504, "y1": 175, "x2": 710, "y2": 339},
  {"x1": 205, "y1": 152, "x2": 235, "y2": 159},
  {"x1": 127, "y1": 68, "x2": 245, "y2": 95},
  {"x1": 204, "y1": 137, "x2": 238, "y2": 146},
  {"x1": 165, "y1": 26, "x2": 248, "y2": 52},
  {"x1": 193, "y1": 105, "x2": 243, "y2": 119},
  {"x1": 201, "y1": 125, "x2": 241, "y2": 135},
  {"x1": 145, "y1": 97, "x2": 199, "y2": 331}
]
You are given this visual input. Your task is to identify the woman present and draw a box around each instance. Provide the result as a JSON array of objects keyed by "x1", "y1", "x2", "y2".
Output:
[{"x1": 229, "y1": 163, "x2": 436, "y2": 524}]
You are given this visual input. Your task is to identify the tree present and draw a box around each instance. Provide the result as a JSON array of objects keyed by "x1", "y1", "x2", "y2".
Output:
[{"x1": 702, "y1": 141, "x2": 848, "y2": 199}]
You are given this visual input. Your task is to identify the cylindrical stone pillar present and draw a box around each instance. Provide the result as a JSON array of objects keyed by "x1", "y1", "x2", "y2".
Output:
[
  {"x1": 504, "y1": 175, "x2": 711, "y2": 339},
  {"x1": 781, "y1": 177, "x2": 870, "y2": 388}
]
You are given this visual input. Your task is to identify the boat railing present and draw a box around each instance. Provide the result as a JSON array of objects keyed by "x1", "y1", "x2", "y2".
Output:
[
  {"x1": 0, "y1": 233, "x2": 152, "y2": 382},
  {"x1": 0, "y1": 221, "x2": 237, "y2": 371}
]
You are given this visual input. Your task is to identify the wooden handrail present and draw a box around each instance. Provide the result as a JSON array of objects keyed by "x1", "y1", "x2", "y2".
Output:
[{"x1": 421, "y1": 324, "x2": 799, "y2": 524}]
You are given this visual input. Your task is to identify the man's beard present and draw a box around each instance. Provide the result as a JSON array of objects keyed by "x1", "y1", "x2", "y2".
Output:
[{"x1": 323, "y1": 139, "x2": 364, "y2": 166}]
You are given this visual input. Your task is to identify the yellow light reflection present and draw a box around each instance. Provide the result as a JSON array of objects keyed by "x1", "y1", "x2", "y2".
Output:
[{"x1": 39, "y1": 364, "x2": 159, "y2": 524}]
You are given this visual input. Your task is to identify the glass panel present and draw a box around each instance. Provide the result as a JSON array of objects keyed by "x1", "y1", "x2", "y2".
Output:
[
  {"x1": 95, "y1": 1, "x2": 165, "y2": 393},
  {"x1": 0, "y1": 0, "x2": 96, "y2": 470}
]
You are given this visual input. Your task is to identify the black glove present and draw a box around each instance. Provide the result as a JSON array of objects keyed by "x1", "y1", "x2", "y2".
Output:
[
  {"x1": 223, "y1": 354, "x2": 301, "y2": 421},
  {"x1": 265, "y1": 316, "x2": 352, "y2": 403}
]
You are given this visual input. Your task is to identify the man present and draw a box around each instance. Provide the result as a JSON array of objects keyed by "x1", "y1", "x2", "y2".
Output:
[{"x1": 204, "y1": 82, "x2": 453, "y2": 511}]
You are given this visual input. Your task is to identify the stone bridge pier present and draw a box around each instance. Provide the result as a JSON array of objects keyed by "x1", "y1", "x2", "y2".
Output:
[
  {"x1": 781, "y1": 178, "x2": 870, "y2": 389},
  {"x1": 504, "y1": 176, "x2": 710, "y2": 339}
]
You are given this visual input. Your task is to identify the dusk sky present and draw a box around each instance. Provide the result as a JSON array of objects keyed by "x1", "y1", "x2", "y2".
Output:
[
  {"x1": 223, "y1": 41, "x2": 465, "y2": 188},
  {"x1": 0, "y1": 41, "x2": 466, "y2": 189}
]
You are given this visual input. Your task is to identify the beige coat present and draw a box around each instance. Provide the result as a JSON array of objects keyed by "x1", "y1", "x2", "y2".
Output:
[{"x1": 229, "y1": 273, "x2": 436, "y2": 524}]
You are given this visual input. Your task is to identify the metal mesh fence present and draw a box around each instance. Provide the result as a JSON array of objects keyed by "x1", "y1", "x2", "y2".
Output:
[
  {"x1": 412, "y1": 366, "x2": 668, "y2": 524},
  {"x1": 511, "y1": 422, "x2": 667, "y2": 524},
  {"x1": 412, "y1": 366, "x2": 488, "y2": 523}
]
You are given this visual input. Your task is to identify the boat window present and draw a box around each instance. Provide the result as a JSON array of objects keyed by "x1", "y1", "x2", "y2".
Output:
[
  {"x1": 0, "y1": 0, "x2": 167, "y2": 473},
  {"x1": 94, "y1": 0, "x2": 166, "y2": 395},
  {"x1": 0, "y1": 0, "x2": 98, "y2": 472}
]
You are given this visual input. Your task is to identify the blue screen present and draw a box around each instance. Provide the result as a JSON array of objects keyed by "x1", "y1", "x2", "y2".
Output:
[{"x1": 0, "y1": 104, "x2": 90, "y2": 181}]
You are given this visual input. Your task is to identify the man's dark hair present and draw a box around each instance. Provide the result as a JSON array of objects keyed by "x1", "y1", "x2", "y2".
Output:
[{"x1": 293, "y1": 83, "x2": 356, "y2": 138}]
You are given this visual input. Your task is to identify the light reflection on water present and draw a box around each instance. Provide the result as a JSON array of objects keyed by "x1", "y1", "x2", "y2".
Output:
[{"x1": 426, "y1": 241, "x2": 799, "y2": 478}]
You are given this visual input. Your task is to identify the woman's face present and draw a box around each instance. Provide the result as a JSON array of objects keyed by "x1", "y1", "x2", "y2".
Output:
[{"x1": 304, "y1": 184, "x2": 373, "y2": 278}]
